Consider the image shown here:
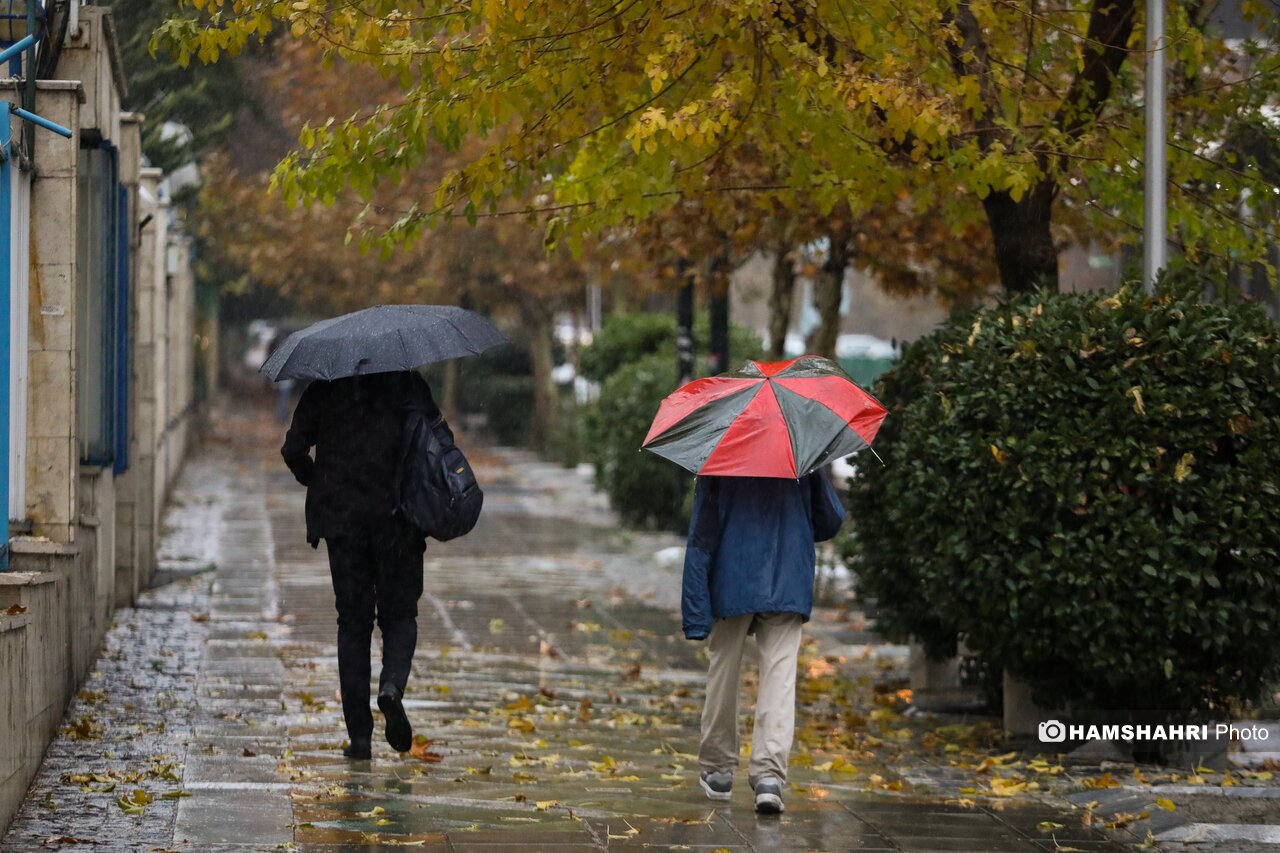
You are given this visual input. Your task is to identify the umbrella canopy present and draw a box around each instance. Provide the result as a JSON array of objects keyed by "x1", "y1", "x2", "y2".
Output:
[
  {"x1": 642, "y1": 355, "x2": 888, "y2": 478},
  {"x1": 260, "y1": 305, "x2": 507, "y2": 382}
]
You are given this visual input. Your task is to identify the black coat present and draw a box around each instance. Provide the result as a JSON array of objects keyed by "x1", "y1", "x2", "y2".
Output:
[{"x1": 281, "y1": 371, "x2": 439, "y2": 546}]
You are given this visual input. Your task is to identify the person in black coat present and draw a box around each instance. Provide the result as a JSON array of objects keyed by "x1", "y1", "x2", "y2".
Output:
[{"x1": 281, "y1": 370, "x2": 438, "y2": 759}]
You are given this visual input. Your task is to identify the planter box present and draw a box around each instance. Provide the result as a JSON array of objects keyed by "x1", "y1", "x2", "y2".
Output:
[
  {"x1": 909, "y1": 642, "x2": 985, "y2": 713},
  {"x1": 0, "y1": 569, "x2": 71, "y2": 749},
  {"x1": 0, "y1": 612, "x2": 31, "y2": 833}
]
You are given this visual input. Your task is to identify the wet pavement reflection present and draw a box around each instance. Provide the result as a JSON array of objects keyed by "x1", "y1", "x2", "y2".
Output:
[{"x1": 3, "y1": 407, "x2": 1138, "y2": 851}]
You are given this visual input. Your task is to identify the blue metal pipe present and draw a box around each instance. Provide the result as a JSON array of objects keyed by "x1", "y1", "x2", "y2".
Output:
[
  {"x1": 0, "y1": 33, "x2": 36, "y2": 68},
  {"x1": 1, "y1": 103, "x2": 11, "y2": 570},
  {"x1": 13, "y1": 107, "x2": 71, "y2": 139}
]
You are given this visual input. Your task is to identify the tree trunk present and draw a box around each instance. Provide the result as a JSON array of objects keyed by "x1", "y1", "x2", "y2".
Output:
[
  {"x1": 708, "y1": 250, "x2": 731, "y2": 374},
  {"x1": 810, "y1": 223, "x2": 853, "y2": 359},
  {"x1": 676, "y1": 260, "x2": 695, "y2": 384},
  {"x1": 526, "y1": 306, "x2": 558, "y2": 451},
  {"x1": 981, "y1": 183, "x2": 1059, "y2": 293},
  {"x1": 441, "y1": 357, "x2": 459, "y2": 419},
  {"x1": 768, "y1": 244, "x2": 797, "y2": 359}
]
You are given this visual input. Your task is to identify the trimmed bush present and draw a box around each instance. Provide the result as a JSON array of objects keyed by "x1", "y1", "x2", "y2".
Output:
[
  {"x1": 845, "y1": 281, "x2": 1280, "y2": 712},
  {"x1": 582, "y1": 312, "x2": 763, "y2": 531},
  {"x1": 580, "y1": 312, "x2": 764, "y2": 383},
  {"x1": 430, "y1": 346, "x2": 535, "y2": 446},
  {"x1": 579, "y1": 313, "x2": 675, "y2": 382},
  {"x1": 586, "y1": 352, "x2": 694, "y2": 531}
]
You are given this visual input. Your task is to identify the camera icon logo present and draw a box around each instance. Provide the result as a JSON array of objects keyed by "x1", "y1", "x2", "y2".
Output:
[{"x1": 1038, "y1": 719, "x2": 1067, "y2": 743}]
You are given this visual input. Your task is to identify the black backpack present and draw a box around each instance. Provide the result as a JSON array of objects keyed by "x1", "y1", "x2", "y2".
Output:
[{"x1": 396, "y1": 410, "x2": 484, "y2": 541}]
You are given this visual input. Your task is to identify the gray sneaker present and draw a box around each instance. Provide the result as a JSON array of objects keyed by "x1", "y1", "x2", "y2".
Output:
[
  {"x1": 699, "y1": 770, "x2": 733, "y2": 801},
  {"x1": 753, "y1": 775, "x2": 784, "y2": 814}
]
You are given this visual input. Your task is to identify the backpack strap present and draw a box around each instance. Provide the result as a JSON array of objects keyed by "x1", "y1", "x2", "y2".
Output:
[{"x1": 393, "y1": 409, "x2": 424, "y2": 506}]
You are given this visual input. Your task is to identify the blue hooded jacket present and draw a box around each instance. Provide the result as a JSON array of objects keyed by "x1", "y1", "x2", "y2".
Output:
[{"x1": 681, "y1": 472, "x2": 846, "y2": 640}]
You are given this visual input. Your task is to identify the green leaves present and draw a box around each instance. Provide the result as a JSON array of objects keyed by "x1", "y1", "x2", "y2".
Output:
[{"x1": 847, "y1": 278, "x2": 1280, "y2": 712}]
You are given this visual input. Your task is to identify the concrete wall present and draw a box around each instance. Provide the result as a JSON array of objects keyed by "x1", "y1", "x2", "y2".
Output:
[
  {"x1": 112, "y1": 113, "x2": 144, "y2": 607},
  {"x1": 159, "y1": 227, "x2": 197, "y2": 494},
  {"x1": 22, "y1": 82, "x2": 83, "y2": 544},
  {"x1": 75, "y1": 468, "x2": 116, "y2": 685},
  {"x1": 0, "y1": 612, "x2": 31, "y2": 831}
]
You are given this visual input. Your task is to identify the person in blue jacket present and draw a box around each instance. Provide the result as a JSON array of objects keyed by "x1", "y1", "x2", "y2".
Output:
[{"x1": 682, "y1": 470, "x2": 846, "y2": 814}]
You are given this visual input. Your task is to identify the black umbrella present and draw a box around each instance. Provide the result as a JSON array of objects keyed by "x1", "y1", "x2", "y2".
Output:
[{"x1": 260, "y1": 305, "x2": 508, "y2": 382}]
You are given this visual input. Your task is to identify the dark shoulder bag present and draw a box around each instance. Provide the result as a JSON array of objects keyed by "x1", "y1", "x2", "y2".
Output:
[{"x1": 396, "y1": 410, "x2": 484, "y2": 541}]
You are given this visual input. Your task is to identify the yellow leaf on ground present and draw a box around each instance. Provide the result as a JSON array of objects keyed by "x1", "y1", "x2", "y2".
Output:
[
  {"x1": 1082, "y1": 772, "x2": 1122, "y2": 789},
  {"x1": 990, "y1": 776, "x2": 1029, "y2": 797},
  {"x1": 1155, "y1": 797, "x2": 1176, "y2": 811}
]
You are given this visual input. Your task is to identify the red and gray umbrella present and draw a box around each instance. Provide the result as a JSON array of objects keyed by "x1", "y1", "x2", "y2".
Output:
[{"x1": 641, "y1": 356, "x2": 888, "y2": 478}]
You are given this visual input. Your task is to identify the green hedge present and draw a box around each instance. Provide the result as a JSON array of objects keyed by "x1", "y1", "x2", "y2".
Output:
[
  {"x1": 845, "y1": 280, "x2": 1280, "y2": 712},
  {"x1": 582, "y1": 313, "x2": 763, "y2": 531},
  {"x1": 586, "y1": 352, "x2": 694, "y2": 531},
  {"x1": 426, "y1": 346, "x2": 536, "y2": 447}
]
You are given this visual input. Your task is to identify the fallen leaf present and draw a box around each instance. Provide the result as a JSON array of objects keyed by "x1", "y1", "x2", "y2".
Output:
[
  {"x1": 410, "y1": 735, "x2": 443, "y2": 763},
  {"x1": 115, "y1": 789, "x2": 153, "y2": 815},
  {"x1": 1155, "y1": 797, "x2": 1175, "y2": 812},
  {"x1": 1081, "y1": 772, "x2": 1122, "y2": 790},
  {"x1": 989, "y1": 775, "x2": 1031, "y2": 797},
  {"x1": 5, "y1": 603, "x2": 28, "y2": 616},
  {"x1": 41, "y1": 837, "x2": 96, "y2": 846}
]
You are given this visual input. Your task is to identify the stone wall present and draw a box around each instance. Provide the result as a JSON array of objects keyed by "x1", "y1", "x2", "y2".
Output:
[{"x1": 0, "y1": 8, "x2": 204, "y2": 833}]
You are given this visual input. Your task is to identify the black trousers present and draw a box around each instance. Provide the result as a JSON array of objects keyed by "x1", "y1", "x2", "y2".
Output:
[{"x1": 324, "y1": 526, "x2": 426, "y2": 742}]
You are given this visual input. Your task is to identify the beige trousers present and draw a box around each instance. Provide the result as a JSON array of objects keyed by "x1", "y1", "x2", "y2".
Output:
[{"x1": 699, "y1": 612, "x2": 804, "y2": 786}]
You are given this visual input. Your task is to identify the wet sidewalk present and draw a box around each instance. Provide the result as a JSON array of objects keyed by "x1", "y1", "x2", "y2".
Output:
[{"x1": 3, "y1": 406, "x2": 1139, "y2": 852}]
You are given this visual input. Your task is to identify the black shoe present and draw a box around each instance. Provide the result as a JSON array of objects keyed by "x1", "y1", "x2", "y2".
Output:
[
  {"x1": 343, "y1": 737, "x2": 372, "y2": 760},
  {"x1": 378, "y1": 685, "x2": 413, "y2": 753}
]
